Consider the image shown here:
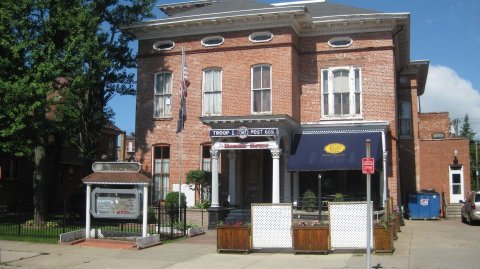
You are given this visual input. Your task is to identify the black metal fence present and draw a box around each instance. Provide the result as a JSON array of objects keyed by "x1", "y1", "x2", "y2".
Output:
[{"x1": 0, "y1": 202, "x2": 187, "y2": 240}]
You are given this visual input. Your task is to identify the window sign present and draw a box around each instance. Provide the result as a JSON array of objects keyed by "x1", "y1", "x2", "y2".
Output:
[{"x1": 91, "y1": 188, "x2": 142, "y2": 219}]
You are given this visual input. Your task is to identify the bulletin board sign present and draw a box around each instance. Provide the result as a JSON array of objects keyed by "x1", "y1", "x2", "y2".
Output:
[{"x1": 91, "y1": 188, "x2": 142, "y2": 219}]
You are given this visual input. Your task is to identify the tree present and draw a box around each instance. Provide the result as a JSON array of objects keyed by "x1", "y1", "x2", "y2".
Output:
[
  {"x1": 460, "y1": 114, "x2": 476, "y2": 141},
  {"x1": 0, "y1": 0, "x2": 155, "y2": 223},
  {"x1": 53, "y1": 0, "x2": 155, "y2": 162},
  {"x1": 460, "y1": 114, "x2": 479, "y2": 191},
  {"x1": 186, "y1": 170, "x2": 212, "y2": 205}
]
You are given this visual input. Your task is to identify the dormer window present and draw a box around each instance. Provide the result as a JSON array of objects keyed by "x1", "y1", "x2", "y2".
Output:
[
  {"x1": 328, "y1": 37, "x2": 353, "y2": 48},
  {"x1": 249, "y1": 31, "x2": 273, "y2": 43},
  {"x1": 153, "y1": 40, "x2": 175, "y2": 51},
  {"x1": 201, "y1": 36, "x2": 224, "y2": 47}
]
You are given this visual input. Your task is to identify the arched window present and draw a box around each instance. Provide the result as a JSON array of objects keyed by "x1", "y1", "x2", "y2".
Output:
[
  {"x1": 321, "y1": 67, "x2": 361, "y2": 118},
  {"x1": 154, "y1": 72, "x2": 173, "y2": 118},
  {"x1": 202, "y1": 68, "x2": 222, "y2": 115},
  {"x1": 153, "y1": 145, "x2": 170, "y2": 201}
]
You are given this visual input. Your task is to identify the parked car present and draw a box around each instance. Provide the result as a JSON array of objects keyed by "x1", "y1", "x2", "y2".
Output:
[{"x1": 460, "y1": 191, "x2": 480, "y2": 224}]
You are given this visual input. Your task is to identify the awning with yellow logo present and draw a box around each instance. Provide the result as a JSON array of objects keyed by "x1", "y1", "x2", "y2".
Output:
[{"x1": 286, "y1": 132, "x2": 383, "y2": 172}]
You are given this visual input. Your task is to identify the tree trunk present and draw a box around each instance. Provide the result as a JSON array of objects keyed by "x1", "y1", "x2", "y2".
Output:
[{"x1": 33, "y1": 145, "x2": 46, "y2": 225}]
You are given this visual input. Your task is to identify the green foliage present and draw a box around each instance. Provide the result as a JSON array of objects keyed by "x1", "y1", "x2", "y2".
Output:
[
  {"x1": 0, "y1": 0, "x2": 155, "y2": 160},
  {"x1": 0, "y1": 0, "x2": 155, "y2": 223},
  {"x1": 334, "y1": 193, "x2": 344, "y2": 202},
  {"x1": 186, "y1": 169, "x2": 212, "y2": 207},
  {"x1": 460, "y1": 114, "x2": 476, "y2": 142},
  {"x1": 194, "y1": 200, "x2": 211, "y2": 209},
  {"x1": 302, "y1": 189, "x2": 317, "y2": 212},
  {"x1": 165, "y1": 192, "x2": 187, "y2": 208},
  {"x1": 186, "y1": 170, "x2": 212, "y2": 187}
]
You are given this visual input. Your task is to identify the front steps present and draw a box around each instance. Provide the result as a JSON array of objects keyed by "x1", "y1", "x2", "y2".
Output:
[
  {"x1": 224, "y1": 209, "x2": 251, "y2": 224},
  {"x1": 445, "y1": 203, "x2": 463, "y2": 220}
]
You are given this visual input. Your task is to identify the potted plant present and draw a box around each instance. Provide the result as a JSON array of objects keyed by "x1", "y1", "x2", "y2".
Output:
[
  {"x1": 216, "y1": 220, "x2": 251, "y2": 253},
  {"x1": 186, "y1": 222, "x2": 205, "y2": 237},
  {"x1": 373, "y1": 214, "x2": 395, "y2": 253},
  {"x1": 292, "y1": 221, "x2": 330, "y2": 254},
  {"x1": 302, "y1": 189, "x2": 316, "y2": 212}
]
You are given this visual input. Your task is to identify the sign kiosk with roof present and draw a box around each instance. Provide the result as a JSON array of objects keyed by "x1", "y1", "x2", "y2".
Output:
[{"x1": 82, "y1": 162, "x2": 152, "y2": 238}]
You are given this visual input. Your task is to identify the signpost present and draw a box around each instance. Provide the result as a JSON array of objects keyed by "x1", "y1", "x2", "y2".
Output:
[
  {"x1": 363, "y1": 140, "x2": 373, "y2": 269},
  {"x1": 362, "y1": 157, "x2": 375, "y2": 175}
]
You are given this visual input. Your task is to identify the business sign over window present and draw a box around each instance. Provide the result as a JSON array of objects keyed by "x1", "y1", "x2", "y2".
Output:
[
  {"x1": 91, "y1": 188, "x2": 142, "y2": 219},
  {"x1": 209, "y1": 127, "x2": 278, "y2": 139}
]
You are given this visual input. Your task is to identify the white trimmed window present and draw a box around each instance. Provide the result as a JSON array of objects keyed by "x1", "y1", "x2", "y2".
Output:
[
  {"x1": 201, "y1": 144, "x2": 211, "y2": 171},
  {"x1": 153, "y1": 40, "x2": 175, "y2": 51},
  {"x1": 399, "y1": 101, "x2": 412, "y2": 137},
  {"x1": 321, "y1": 67, "x2": 362, "y2": 118},
  {"x1": 127, "y1": 141, "x2": 134, "y2": 152},
  {"x1": 249, "y1": 31, "x2": 273, "y2": 43},
  {"x1": 251, "y1": 64, "x2": 272, "y2": 113},
  {"x1": 153, "y1": 145, "x2": 170, "y2": 201},
  {"x1": 202, "y1": 68, "x2": 222, "y2": 115},
  {"x1": 154, "y1": 72, "x2": 172, "y2": 118},
  {"x1": 201, "y1": 36, "x2": 224, "y2": 47}
]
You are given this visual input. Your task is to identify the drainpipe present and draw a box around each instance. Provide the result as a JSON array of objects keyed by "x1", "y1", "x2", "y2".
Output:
[{"x1": 382, "y1": 130, "x2": 388, "y2": 208}]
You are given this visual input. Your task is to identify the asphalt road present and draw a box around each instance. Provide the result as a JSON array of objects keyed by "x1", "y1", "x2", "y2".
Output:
[{"x1": 1, "y1": 219, "x2": 479, "y2": 269}]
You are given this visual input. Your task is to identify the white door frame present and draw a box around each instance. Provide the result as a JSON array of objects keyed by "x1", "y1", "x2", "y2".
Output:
[{"x1": 449, "y1": 165, "x2": 464, "y2": 204}]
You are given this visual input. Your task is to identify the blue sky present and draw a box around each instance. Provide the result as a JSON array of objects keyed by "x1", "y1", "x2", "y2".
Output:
[{"x1": 109, "y1": 0, "x2": 480, "y2": 136}]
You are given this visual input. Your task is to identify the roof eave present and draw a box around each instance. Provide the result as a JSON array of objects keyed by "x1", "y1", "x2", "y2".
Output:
[{"x1": 121, "y1": 6, "x2": 307, "y2": 32}]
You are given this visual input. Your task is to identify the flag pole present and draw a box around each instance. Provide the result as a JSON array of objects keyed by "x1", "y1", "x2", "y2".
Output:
[{"x1": 178, "y1": 47, "x2": 185, "y2": 219}]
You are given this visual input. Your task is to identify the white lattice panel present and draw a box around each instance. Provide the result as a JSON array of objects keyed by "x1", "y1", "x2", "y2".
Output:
[
  {"x1": 251, "y1": 203, "x2": 292, "y2": 249},
  {"x1": 329, "y1": 202, "x2": 373, "y2": 249}
]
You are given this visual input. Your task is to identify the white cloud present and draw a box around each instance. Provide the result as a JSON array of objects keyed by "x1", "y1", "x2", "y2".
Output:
[{"x1": 421, "y1": 65, "x2": 480, "y2": 137}]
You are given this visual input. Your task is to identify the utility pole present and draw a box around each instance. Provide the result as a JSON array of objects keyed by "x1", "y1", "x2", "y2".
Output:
[{"x1": 476, "y1": 140, "x2": 478, "y2": 190}]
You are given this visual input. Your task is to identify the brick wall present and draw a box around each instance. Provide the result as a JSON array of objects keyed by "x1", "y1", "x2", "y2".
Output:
[
  {"x1": 419, "y1": 138, "x2": 471, "y2": 204},
  {"x1": 135, "y1": 27, "x2": 401, "y2": 205},
  {"x1": 185, "y1": 208, "x2": 209, "y2": 228},
  {"x1": 418, "y1": 112, "x2": 451, "y2": 139}
]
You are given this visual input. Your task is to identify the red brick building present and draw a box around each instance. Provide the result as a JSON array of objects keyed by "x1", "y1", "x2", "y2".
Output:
[{"x1": 122, "y1": 0, "x2": 470, "y2": 220}]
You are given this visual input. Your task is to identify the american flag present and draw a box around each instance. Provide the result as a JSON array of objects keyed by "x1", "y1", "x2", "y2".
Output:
[
  {"x1": 179, "y1": 47, "x2": 190, "y2": 98},
  {"x1": 176, "y1": 47, "x2": 189, "y2": 133}
]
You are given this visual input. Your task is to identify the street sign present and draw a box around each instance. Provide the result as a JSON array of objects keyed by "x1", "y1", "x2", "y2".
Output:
[{"x1": 362, "y1": 157, "x2": 375, "y2": 174}]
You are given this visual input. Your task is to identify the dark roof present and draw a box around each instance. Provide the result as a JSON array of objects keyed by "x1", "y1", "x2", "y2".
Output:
[
  {"x1": 102, "y1": 122, "x2": 123, "y2": 134},
  {"x1": 169, "y1": 0, "x2": 271, "y2": 18},
  {"x1": 166, "y1": 0, "x2": 378, "y2": 19},
  {"x1": 82, "y1": 172, "x2": 152, "y2": 185},
  {"x1": 304, "y1": 2, "x2": 378, "y2": 17}
]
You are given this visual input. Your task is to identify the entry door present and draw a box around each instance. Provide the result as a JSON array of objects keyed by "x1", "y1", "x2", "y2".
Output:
[
  {"x1": 243, "y1": 151, "x2": 263, "y2": 206},
  {"x1": 449, "y1": 166, "x2": 464, "y2": 204}
]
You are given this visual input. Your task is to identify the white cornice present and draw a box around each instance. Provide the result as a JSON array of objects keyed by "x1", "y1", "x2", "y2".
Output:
[
  {"x1": 124, "y1": 11, "x2": 408, "y2": 39},
  {"x1": 123, "y1": 6, "x2": 306, "y2": 31},
  {"x1": 133, "y1": 16, "x2": 298, "y2": 40},
  {"x1": 300, "y1": 120, "x2": 390, "y2": 134}
]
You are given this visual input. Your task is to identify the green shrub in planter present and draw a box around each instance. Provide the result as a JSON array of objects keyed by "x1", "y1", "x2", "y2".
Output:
[
  {"x1": 165, "y1": 191, "x2": 187, "y2": 208},
  {"x1": 165, "y1": 192, "x2": 187, "y2": 223},
  {"x1": 302, "y1": 189, "x2": 317, "y2": 212}
]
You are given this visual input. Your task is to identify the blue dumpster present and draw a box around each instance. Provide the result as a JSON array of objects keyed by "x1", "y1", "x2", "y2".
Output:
[{"x1": 408, "y1": 191, "x2": 440, "y2": 220}]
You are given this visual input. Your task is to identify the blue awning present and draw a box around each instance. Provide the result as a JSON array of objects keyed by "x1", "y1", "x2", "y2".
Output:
[{"x1": 286, "y1": 132, "x2": 383, "y2": 171}]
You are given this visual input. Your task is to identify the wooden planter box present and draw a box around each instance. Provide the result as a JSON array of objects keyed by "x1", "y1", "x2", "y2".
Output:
[
  {"x1": 374, "y1": 223, "x2": 395, "y2": 253},
  {"x1": 216, "y1": 226, "x2": 251, "y2": 253},
  {"x1": 292, "y1": 226, "x2": 330, "y2": 254},
  {"x1": 394, "y1": 213, "x2": 401, "y2": 232}
]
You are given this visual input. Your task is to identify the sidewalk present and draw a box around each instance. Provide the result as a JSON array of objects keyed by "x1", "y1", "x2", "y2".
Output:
[{"x1": 1, "y1": 219, "x2": 479, "y2": 269}]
